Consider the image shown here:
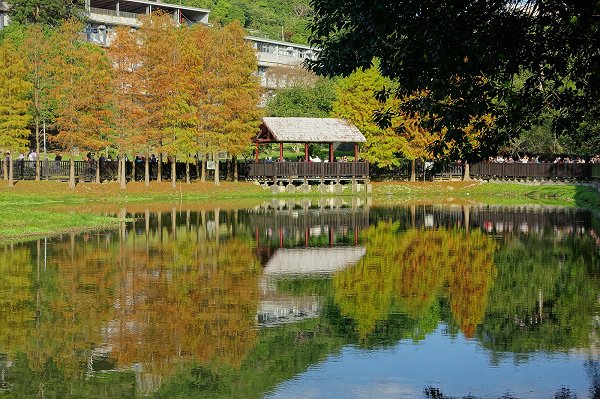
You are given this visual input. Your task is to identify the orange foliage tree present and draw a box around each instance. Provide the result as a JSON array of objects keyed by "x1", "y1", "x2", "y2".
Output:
[
  {"x1": 136, "y1": 11, "x2": 185, "y2": 188},
  {"x1": 107, "y1": 26, "x2": 147, "y2": 189},
  {"x1": 47, "y1": 20, "x2": 113, "y2": 188},
  {"x1": 182, "y1": 22, "x2": 260, "y2": 185}
]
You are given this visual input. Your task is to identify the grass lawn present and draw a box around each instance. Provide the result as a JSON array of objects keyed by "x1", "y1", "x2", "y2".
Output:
[
  {"x1": 371, "y1": 181, "x2": 600, "y2": 209},
  {"x1": 0, "y1": 179, "x2": 598, "y2": 241}
]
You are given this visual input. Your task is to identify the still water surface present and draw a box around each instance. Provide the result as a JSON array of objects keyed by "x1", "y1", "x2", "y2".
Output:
[{"x1": 1, "y1": 201, "x2": 599, "y2": 398}]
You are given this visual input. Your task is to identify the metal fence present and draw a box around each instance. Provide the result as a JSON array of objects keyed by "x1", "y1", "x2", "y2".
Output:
[
  {"x1": 1, "y1": 159, "x2": 598, "y2": 182},
  {"x1": 0, "y1": 159, "x2": 236, "y2": 182}
]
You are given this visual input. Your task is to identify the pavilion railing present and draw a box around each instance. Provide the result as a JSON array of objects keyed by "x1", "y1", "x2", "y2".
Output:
[{"x1": 246, "y1": 161, "x2": 369, "y2": 181}]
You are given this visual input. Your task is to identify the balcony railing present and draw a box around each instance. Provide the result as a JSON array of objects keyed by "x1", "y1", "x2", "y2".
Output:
[{"x1": 89, "y1": 7, "x2": 141, "y2": 20}]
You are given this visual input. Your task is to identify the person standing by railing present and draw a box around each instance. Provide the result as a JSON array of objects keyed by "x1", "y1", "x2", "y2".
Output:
[
  {"x1": 17, "y1": 153, "x2": 24, "y2": 179},
  {"x1": 3, "y1": 151, "x2": 9, "y2": 181}
]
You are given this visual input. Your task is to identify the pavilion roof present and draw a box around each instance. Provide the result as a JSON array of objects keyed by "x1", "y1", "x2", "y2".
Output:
[{"x1": 260, "y1": 117, "x2": 366, "y2": 143}]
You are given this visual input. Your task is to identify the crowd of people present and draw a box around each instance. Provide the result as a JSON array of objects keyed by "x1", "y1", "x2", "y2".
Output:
[
  {"x1": 487, "y1": 154, "x2": 600, "y2": 164},
  {"x1": 264, "y1": 155, "x2": 351, "y2": 163}
]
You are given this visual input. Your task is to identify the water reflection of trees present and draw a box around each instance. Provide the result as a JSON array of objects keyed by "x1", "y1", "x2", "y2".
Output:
[
  {"x1": 0, "y1": 205, "x2": 599, "y2": 397},
  {"x1": 479, "y1": 233, "x2": 600, "y2": 356},
  {"x1": 0, "y1": 218, "x2": 261, "y2": 396},
  {"x1": 0, "y1": 236, "x2": 128, "y2": 397},
  {"x1": 332, "y1": 222, "x2": 497, "y2": 342},
  {"x1": 109, "y1": 229, "x2": 260, "y2": 391}
]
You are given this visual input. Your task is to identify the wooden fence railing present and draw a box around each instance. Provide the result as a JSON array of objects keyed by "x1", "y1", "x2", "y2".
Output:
[{"x1": 470, "y1": 162, "x2": 593, "y2": 179}]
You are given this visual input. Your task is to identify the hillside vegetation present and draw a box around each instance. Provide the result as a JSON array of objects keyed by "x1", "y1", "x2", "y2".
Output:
[{"x1": 166, "y1": 0, "x2": 312, "y2": 44}]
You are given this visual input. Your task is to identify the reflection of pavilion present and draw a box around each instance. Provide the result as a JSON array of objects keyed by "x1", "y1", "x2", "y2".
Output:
[
  {"x1": 263, "y1": 247, "x2": 366, "y2": 276},
  {"x1": 258, "y1": 247, "x2": 365, "y2": 327},
  {"x1": 250, "y1": 199, "x2": 369, "y2": 263},
  {"x1": 248, "y1": 200, "x2": 369, "y2": 326}
]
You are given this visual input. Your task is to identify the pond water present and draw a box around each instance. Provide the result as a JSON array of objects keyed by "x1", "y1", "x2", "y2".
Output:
[{"x1": 1, "y1": 201, "x2": 599, "y2": 398}]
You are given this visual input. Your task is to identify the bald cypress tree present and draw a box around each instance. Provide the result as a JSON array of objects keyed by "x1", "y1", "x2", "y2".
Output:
[
  {"x1": 0, "y1": 39, "x2": 32, "y2": 187},
  {"x1": 47, "y1": 20, "x2": 112, "y2": 188}
]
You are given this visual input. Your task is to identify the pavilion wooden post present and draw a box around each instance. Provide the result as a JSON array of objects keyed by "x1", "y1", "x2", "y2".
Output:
[
  {"x1": 255, "y1": 142, "x2": 259, "y2": 162},
  {"x1": 329, "y1": 143, "x2": 333, "y2": 162},
  {"x1": 279, "y1": 143, "x2": 283, "y2": 161},
  {"x1": 304, "y1": 143, "x2": 309, "y2": 161},
  {"x1": 354, "y1": 143, "x2": 358, "y2": 161}
]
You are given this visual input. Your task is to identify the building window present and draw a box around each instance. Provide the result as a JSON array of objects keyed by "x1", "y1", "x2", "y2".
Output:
[
  {"x1": 257, "y1": 66, "x2": 268, "y2": 77},
  {"x1": 256, "y1": 42, "x2": 276, "y2": 54},
  {"x1": 278, "y1": 46, "x2": 296, "y2": 57}
]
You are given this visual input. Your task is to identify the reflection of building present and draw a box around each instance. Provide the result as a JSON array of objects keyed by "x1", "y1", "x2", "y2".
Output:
[
  {"x1": 263, "y1": 247, "x2": 366, "y2": 276},
  {"x1": 0, "y1": 1, "x2": 8, "y2": 29}
]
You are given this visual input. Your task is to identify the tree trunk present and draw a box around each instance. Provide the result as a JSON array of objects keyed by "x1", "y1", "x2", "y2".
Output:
[
  {"x1": 144, "y1": 150, "x2": 150, "y2": 187},
  {"x1": 120, "y1": 156, "x2": 126, "y2": 190},
  {"x1": 171, "y1": 155, "x2": 177, "y2": 189},
  {"x1": 186, "y1": 158, "x2": 190, "y2": 184},
  {"x1": 410, "y1": 159, "x2": 416, "y2": 182},
  {"x1": 232, "y1": 155, "x2": 238, "y2": 182},
  {"x1": 7, "y1": 153, "x2": 13, "y2": 188},
  {"x1": 200, "y1": 153, "x2": 206, "y2": 182},
  {"x1": 117, "y1": 155, "x2": 121, "y2": 184},
  {"x1": 69, "y1": 153, "x2": 75, "y2": 189},
  {"x1": 35, "y1": 114, "x2": 41, "y2": 181},
  {"x1": 157, "y1": 153, "x2": 162, "y2": 183},
  {"x1": 463, "y1": 161, "x2": 471, "y2": 181},
  {"x1": 3, "y1": 154, "x2": 7, "y2": 181},
  {"x1": 95, "y1": 158, "x2": 100, "y2": 183},
  {"x1": 213, "y1": 152, "x2": 220, "y2": 186},
  {"x1": 196, "y1": 152, "x2": 201, "y2": 182}
]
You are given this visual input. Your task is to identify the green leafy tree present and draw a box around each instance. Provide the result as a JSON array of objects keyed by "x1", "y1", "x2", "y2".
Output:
[
  {"x1": 0, "y1": 38, "x2": 32, "y2": 187},
  {"x1": 8, "y1": 0, "x2": 84, "y2": 26},
  {"x1": 332, "y1": 65, "x2": 404, "y2": 167},
  {"x1": 266, "y1": 78, "x2": 335, "y2": 118},
  {"x1": 309, "y1": 0, "x2": 600, "y2": 162}
]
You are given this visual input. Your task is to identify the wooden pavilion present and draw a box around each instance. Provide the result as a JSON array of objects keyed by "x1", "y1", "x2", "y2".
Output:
[{"x1": 248, "y1": 117, "x2": 369, "y2": 183}]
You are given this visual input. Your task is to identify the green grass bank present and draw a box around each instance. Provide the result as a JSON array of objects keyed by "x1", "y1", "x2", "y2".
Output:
[{"x1": 0, "y1": 180, "x2": 599, "y2": 241}]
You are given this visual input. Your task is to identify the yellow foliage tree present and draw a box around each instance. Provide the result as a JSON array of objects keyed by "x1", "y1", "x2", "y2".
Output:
[
  {"x1": 0, "y1": 38, "x2": 32, "y2": 187},
  {"x1": 334, "y1": 222, "x2": 497, "y2": 341}
]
